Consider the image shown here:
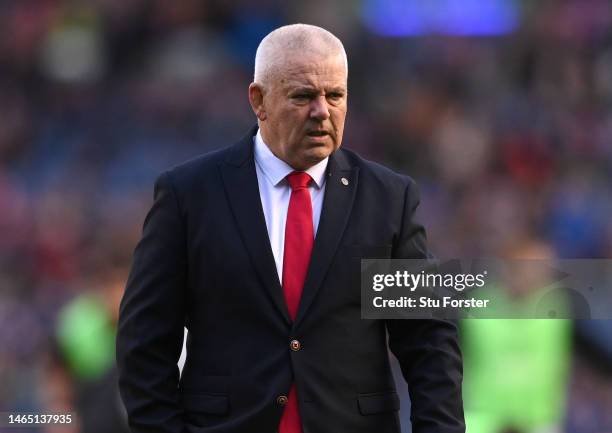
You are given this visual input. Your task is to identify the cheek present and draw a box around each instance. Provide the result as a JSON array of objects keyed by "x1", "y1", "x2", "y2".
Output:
[
  {"x1": 331, "y1": 111, "x2": 346, "y2": 131},
  {"x1": 284, "y1": 109, "x2": 304, "y2": 125}
]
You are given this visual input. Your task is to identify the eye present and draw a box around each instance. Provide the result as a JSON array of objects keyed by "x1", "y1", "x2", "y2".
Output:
[
  {"x1": 290, "y1": 93, "x2": 312, "y2": 104},
  {"x1": 327, "y1": 92, "x2": 344, "y2": 100}
]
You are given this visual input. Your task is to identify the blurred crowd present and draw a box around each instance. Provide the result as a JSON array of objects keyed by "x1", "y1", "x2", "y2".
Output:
[{"x1": 1, "y1": 0, "x2": 612, "y2": 432}]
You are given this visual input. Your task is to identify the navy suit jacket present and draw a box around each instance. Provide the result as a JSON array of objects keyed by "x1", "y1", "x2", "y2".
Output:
[{"x1": 116, "y1": 127, "x2": 465, "y2": 433}]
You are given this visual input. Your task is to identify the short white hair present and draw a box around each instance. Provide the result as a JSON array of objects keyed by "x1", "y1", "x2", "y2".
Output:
[{"x1": 253, "y1": 24, "x2": 348, "y2": 87}]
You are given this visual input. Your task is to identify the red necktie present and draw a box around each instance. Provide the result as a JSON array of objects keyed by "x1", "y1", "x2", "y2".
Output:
[{"x1": 279, "y1": 171, "x2": 313, "y2": 433}]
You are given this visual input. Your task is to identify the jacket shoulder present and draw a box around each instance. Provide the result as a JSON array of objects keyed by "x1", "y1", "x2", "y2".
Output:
[
  {"x1": 339, "y1": 147, "x2": 416, "y2": 193},
  {"x1": 165, "y1": 146, "x2": 231, "y2": 187},
  {"x1": 161, "y1": 127, "x2": 256, "y2": 190}
]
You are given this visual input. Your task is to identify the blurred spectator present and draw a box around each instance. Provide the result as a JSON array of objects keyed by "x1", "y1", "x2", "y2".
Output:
[{"x1": 460, "y1": 239, "x2": 572, "y2": 433}]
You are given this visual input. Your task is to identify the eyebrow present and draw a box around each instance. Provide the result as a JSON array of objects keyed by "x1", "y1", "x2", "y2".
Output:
[{"x1": 289, "y1": 86, "x2": 346, "y2": 94}]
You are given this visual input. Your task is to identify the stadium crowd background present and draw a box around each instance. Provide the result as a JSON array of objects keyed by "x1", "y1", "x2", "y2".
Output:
[{"x1": 1, "y1": 0, "x2": 612, "y2": 432}]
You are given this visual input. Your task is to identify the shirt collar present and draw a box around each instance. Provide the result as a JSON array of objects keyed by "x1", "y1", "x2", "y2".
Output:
[{"x1": 254, "y1": 128, "x2": 328, "y2": 188}]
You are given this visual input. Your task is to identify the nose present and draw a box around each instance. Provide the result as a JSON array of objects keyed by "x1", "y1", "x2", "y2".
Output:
[{"x1": 309, "y1": 95, "x2": 330, "y2": 121}]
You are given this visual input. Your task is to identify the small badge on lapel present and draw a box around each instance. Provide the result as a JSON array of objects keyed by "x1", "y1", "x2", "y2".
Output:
[{"x1": 341, "y1": 177, "x2": 349, "y2": 186}]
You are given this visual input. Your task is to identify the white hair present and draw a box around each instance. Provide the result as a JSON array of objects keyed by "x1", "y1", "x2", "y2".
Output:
[{"x1": 253, "y1": 24, "x2": 348, "y2": 87}]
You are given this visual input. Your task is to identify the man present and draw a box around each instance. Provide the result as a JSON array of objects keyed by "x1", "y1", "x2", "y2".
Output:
[{"x1": 117, "y1": 24, "x2": 464, "y2": 433}]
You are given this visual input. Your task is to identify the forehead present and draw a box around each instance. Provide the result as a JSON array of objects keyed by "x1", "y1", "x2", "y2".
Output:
[{"x1": 276, "y1": 55, "x2": 347, "y2": 90}]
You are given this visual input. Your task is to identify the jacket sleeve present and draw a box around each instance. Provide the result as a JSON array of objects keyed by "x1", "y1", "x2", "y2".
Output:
[
  {"x1": 386, "y1": 177, "x2": 465, "y2": 433},
  {"x1": 116, "y1": 171, "x2": 187, "y2": 433}
]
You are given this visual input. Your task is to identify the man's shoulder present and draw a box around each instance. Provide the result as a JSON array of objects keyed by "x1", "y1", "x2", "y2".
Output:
[
  {"x1": 164, "y1": 146, "x2": 230, "y2": 184},
  {"x1": 338, "y1": 147, "x2": 416, "y2": 193},
  {"x1": 160, "y1": 130, "x2": 253, "y2": 188}
]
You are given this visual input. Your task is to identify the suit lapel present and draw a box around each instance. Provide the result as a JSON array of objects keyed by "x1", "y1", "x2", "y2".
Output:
[
  {"x1": 295, "y1": 150, "x2": 359, "y2": 327},
  {"x1": 219, "y1": 128, "x2": 291, "y2": 325}
]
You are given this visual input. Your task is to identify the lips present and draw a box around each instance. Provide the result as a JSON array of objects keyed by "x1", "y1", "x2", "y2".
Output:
[{"x1": 307, "y1": 130, "x2": 329, "y2": 137}]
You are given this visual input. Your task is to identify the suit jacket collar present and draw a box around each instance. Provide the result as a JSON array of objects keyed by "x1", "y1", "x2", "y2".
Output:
[
  {"x1": 221, "y1": 126, "x2": 358, "y2": 327},
  {"x1": 225, "y1": 125, "x2": 258, "y2": 167}
]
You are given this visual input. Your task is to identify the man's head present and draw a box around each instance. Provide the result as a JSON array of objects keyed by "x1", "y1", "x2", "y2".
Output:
[{"x1": 248, "y1": 24, "x2": 348, "y2": 170}]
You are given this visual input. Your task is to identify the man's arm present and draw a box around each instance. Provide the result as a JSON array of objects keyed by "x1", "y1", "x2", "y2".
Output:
[
  {"x1": 386, "y1": 177, "x2": 465, "y2": 433},
  {"x1": 116, "y1": 171, "x2": 187, "y2": 433}
]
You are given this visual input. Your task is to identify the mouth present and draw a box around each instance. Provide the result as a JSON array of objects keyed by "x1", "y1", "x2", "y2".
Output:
[{"x1": 306, "y1": 130, "x2": 330, "y2": 138}]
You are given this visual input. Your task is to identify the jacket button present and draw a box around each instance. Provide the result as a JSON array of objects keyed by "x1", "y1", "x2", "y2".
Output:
[
  {"x1": 277, "y1": 395, "x2": 288, "y2": 406},
  {"x1": 290, "y1": 339, "x2": 301, "y2": 351}
]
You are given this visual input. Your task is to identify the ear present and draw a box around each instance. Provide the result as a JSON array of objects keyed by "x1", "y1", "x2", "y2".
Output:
[{"x1": 248, "y1": 83, "x2": 267, "y2": 121}]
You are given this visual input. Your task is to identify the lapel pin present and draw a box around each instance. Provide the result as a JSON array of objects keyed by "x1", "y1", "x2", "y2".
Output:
[{"x1": 341, "y1": 177, "x2": 349, "y2": 186}]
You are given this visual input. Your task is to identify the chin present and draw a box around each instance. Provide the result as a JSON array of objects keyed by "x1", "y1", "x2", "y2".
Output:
[
  {"x1": 289, "y1": 152, "x2": 325, "y2": 170},
  {"x1": 309, "y1": 147, "x2": 333, "y2": 160}
]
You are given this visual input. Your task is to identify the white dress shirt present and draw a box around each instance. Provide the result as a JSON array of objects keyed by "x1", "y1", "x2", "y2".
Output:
[{"x1": 254, "y1": 129, "x2": 328, "y2": 284}]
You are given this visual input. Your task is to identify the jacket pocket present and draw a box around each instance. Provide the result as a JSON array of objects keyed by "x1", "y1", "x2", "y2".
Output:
[
  {"x1": 181, "y1": 393, "x2": 229, "y2": 415},
  {"x1": 357, "y1": 391, "x2": 400, "y2": 415}
]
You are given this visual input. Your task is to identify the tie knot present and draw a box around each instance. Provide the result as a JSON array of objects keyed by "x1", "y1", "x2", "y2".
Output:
[{"x1": 287, "y1": 171, "x2": 312, "y2": 191}]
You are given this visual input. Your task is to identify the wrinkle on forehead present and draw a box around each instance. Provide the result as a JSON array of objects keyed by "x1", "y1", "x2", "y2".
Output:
[{"x1": 273, "y1": 55, "x2": 347, "y2": 91}]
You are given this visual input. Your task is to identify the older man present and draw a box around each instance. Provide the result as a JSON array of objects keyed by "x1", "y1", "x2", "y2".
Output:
[{"x1": 116, "y1": 24, "x2": 464, "y2": 433}]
